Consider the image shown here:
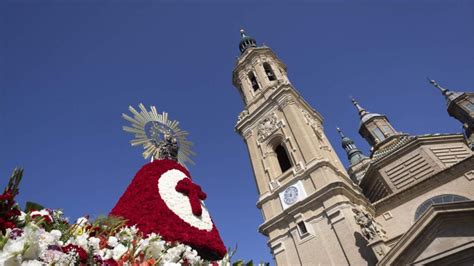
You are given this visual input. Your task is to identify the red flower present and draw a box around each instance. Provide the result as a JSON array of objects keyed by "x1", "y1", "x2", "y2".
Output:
[
  {"x1": 0, "y1": 190, "x2": 13, "y2": 201},
  {"x1": 5, "y1": 209, "x2": 20, "y2": 219},
  {"x1": 103, "y1": 259, "x2": 118, "y2": 266},
  {"x1": 30, "y1": 211, "x2": 52, "y2": 223},
  {"x1": 110, "y1": 159, "x2": 227, "y2": 260},
  {"x1": 62, "y1": 244, "x2": 88, "y2": 263},
  {"x1": 175, "y1": 178, "x2": 207, "y2": 216},
  {"x1": 3, "y1": 221, "x2": 15, "y2": 230}
]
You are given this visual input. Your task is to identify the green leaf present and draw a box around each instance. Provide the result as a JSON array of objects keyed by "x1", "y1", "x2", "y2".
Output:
[
  {"x1": 25, "y1": 201, "x2": 44, "y2": 212},
  {"x1": 233, "y1": 260, "x2": 244, "y2": 266}
]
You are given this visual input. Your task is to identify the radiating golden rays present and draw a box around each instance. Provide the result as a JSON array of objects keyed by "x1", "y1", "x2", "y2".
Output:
[{"x1": 122, "y1": 103, "x2": 195, "y2": 166}]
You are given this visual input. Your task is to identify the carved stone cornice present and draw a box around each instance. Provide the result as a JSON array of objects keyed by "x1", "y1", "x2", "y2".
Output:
[
  {"x1": 256, "y1": 158, "x2": 360, "y2": 208},
  {"x1": 235, "y1": 83, "x2": 324, "y2": 137},
  {"x1": 236, "y1": 109, "x2": 249, "y2": 126},
  {"x1": 378, "y1": 200, "x2": 474, "y2": 265},
  {"x1": 277, "y1": 94, "x2": 296, "y2": 109},
  {"x1": 242, "y1": 128, "x2": 253, "y2": 139},
  {"x1": 258, "y1": 180, "x2": 372, "y2": 237},
  {"x1": 373, "y1": 155, "x2": 474, "y2": 215},
  {"x1": 363, "y1": 134, "x2": 468, "y2": 183}
]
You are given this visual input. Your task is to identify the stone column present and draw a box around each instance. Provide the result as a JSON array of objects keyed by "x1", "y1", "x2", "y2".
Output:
[
  {"x1": 280, "y1": 97, "x2": 320, "y2": 164},
  {"x1": 245, "y1": 132, "x2": 269, "y2": 194}
]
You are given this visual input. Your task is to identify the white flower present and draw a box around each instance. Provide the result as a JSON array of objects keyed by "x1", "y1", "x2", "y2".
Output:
[
  {"x1": 0, "y1": 236, "x2": 25, "y2": 265},
  {"x1": 3, "y1": 237, "x2": 26, "y2": 254},
  {"x1": 39, "y1": 229, "x2": 59, "y2": 246},
  {"x1": 75, "y1": 234, "x2": 89, "y2": 250},
  {"x1": 112, "y1": 244, "x2": 128, "y2": 261},
  {"x1": 52, "y1": 210, "x2": 64, "y2": 221},
  {"x1": 163, "y1": 263, "x2": 181, "y2": 266},
  {"x1": 17, "y1": 211, "x2": 27, "y2": 223},
  {"x1": 147, "y1": 239, "x2": 165, "y2": 258},
  {"x1": 117, "y1": 227, "x2": 133, "y2": 242},
  {"x1": 129, "y1": 225, "x2": 138, "y2": 235},
  {"x1": 88, "y1": 237, "x2": 101, "y2": 251},
  {"x1": 0, "y1": 254, "x2": 20, "y2": 266},
  {"x1": 40, "y1": 249, "x2": 74, "y2": 265},
  {"x1": 18, "y1": 224, "x2": 41, "y2": 260},
  {"x1": 100, "y1": 249, "x2": 113, "y2": 260},
  {"x1": 162, "y1": 244, "x2": 186, "y2": 263},
  {"x1": 38, "y1": 229, "x2": 59, "y2": 253},
  {"x1": 21, "y1": 260, "x2": 43, "y2": 266},
  {"x1": 107, "y1": 236, "x2": 118, "y2": 247},
  {"x1": 183, "y1": 246, "x2": 201, "y2": 264},
  {"x1": 30, "y1": 210, "x2": 52, "y2": 223},
  {"x1": 49, "y1": 230, "x2": 62, "y2": 241},
  {"x1": 75, "y1": 217, "x2": 89, "y2": 226}
]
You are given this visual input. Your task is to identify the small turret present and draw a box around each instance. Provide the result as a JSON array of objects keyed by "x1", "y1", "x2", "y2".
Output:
[
  {"x1": 351, "y1": 97, "x2": 399, "y2": 147},
  {"x1": 337, "y1": 127, "x2": 368, "y2": 166},
  {"x1": 238, "y1": 29, "x2": 257, "y2": 54},
  {"x1": 428, "y1": 78, "x2": 474, "y2": 150}
]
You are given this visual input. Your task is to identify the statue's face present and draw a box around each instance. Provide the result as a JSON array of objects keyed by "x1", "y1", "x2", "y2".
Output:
[{"x1": 157, "y1": 169, "x2": 213, "y2": 231}]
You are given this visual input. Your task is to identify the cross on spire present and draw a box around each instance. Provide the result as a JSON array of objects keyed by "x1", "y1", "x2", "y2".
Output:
[{"x1": 175, "y1": 178, "x2": 207, "y2": 216}]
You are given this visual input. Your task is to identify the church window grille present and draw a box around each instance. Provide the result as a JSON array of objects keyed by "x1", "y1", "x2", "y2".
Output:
[
  {"x1": 263, "y1": 62, "x2": 276, "y2": 81},
  {"x1": 275, "y1": 144, "x2": 292, "y2": 173},
  {"x1": 414, "y1": 194, "x2": 469, "y2": 220},
  {"x1": 248, "y1": 72, "x2": 259, "y2": 91}
]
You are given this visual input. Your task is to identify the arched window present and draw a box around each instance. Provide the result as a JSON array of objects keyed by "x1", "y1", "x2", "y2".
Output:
[
  {"x1": 263, "y1": 62, "x2": 276, "y2": 81},
  {"x1": 275, "y1": 144, "x2": 292, "y2": 173},
  {"x1": 248, "y1": 72, "x2": 259, "y2": 91},
  {"x1": 414, "y1": 194, "x2": 469, "y2": 220}
]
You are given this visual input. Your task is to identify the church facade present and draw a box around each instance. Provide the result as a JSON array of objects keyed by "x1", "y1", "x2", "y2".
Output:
[{"x1": 232, "y1": 30, "x2": 474, "y2": 265}]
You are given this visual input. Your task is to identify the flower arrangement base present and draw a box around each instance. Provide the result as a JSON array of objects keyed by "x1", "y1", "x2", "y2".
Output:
[{"x1": 110, "y1": 159, "x2": 226, "y2": 260}]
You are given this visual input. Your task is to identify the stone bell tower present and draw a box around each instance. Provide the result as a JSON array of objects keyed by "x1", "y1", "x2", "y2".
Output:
[{"x1": 232, "y1": 30, "x2": 376, "y2": 265}]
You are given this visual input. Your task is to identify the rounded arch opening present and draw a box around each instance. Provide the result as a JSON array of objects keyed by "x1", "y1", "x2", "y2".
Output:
[
  {"x1": 275, "y1": 144, "x2": 292, "y2": 173},
  {"x1": 263, "y1": 62, "x2": 276, "y2": 81},
  {"x1": 414, "y1": 194, "x2": 470, "y2": 221}
]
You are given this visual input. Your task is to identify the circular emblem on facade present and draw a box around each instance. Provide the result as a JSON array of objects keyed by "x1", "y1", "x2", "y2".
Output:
[{"x1": 283, "y1": 186, "x2": 299, "y2": 205}]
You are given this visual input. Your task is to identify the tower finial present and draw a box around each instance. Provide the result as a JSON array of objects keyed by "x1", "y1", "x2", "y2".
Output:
[
  {"x1": 351, "y1": 97, "x2": 368, "y2": 117},
  {"x1": 240, "y1": 29, "x2": 246, "y2": 38},
  {"x1": 336, "y1": 127, "x2": 345, "y2": 138},
  {"x1": 238, "y1": 29, "x2": 257, "y2": 53},
  {"x1": 427, "y1": 77, "x2": 449, "y2": 95}
]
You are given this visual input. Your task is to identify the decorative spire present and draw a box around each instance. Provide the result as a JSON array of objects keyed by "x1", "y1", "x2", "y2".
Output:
[
  {"x1": 336, "y1": 127, "x2": 368, "y2": 166},
  {"x1": 337, "y1": 127, "x2": 345, "y2": 138},
  {"x1": 351, "y1": 97, "x2": 369, "y2": 118},
  {"x1": 427, "y1": 77, "x2": 449, "y2": 95},
  {"x1": 238, "y1": 29, "x2": 257, "y2": 54},
  {"x1": 427, "y1": 77, "x2": 462, "y2": 105},
  {"x1": 240, "y1": 29, "x2": 247, "y2": 38}
]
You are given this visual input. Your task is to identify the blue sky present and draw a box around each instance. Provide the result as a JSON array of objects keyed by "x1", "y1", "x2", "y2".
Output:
[{"x1": 1, "y1": 1, "x2": 473, "y2": 263}]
